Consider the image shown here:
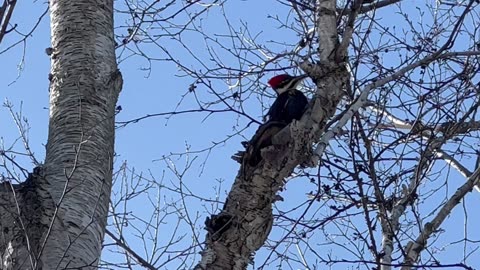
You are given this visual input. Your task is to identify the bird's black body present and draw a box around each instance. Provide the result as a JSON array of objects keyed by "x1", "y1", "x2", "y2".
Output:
[
  {"x1": 244, "y1": 121, "x2": 287, "y2": 166},
  {"x1": 266, "y1": 89, "x2": 308, "y2": 124},
  {"x1": 239, "y1": 73, "x2": 310, "y2": 168}
]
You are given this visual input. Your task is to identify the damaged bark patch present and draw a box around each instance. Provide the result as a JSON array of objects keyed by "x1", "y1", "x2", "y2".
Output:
[{"x1": 205, "y1": 212, "x2": 234, "y2": 241}]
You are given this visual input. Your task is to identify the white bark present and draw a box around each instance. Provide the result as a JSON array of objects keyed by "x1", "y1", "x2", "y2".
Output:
[{"x1": 0, "y1": 0, "x2": 121, "y2": 268}]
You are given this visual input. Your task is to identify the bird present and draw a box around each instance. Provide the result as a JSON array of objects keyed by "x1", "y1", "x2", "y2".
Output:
[
  {"x1": 243, "y1": 121, "x2": 287, "y2": 166},
  {"x1": 265, "y1": 74, "x2": 309, "y2": 124},
  {"x1": 241, "y1": 74, "x2": 310, "y2": 167}
]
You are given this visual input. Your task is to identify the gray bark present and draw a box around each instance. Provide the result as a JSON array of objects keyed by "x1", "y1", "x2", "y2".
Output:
[
  {"x1": 195, "y1": 1, "x2": 347, "y2": 269},
  {"x1": 0, "y1": 0, "x2": 121, "y2": 268}
]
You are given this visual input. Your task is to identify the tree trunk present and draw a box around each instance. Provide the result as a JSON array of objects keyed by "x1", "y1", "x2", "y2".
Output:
[
  {"x1": 0, "y1": 0, "x2": 121, "y2": 268},
  {"x1": 195, "y1": 0, "x2": 347, "y2": 269}
]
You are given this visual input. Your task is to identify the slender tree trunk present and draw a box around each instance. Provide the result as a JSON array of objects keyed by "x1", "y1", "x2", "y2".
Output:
[{"x1": 0, "y1": 0, "x2": 121, "y2": 268}]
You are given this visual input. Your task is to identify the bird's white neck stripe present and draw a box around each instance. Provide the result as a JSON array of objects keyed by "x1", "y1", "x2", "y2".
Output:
[{"x1": 277, "y1": 79, "x2": 302, "y2": 95}]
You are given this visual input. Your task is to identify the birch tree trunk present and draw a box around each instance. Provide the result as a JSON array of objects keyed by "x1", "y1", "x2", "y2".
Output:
[
  {"x1": 0, "y1": 0, "x2": 121, "y2": 268},
  {"x1": 195, "y1": 0, "x2": 348, "y2": 269}
]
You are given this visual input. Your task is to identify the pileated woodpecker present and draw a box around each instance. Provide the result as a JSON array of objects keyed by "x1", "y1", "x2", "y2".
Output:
[
  {"x1": 266, "y1": 74, "x2": 309, "y2": 124},
  {"x1": 241, "y1": 74, "x2": 309, "y2": 167}
]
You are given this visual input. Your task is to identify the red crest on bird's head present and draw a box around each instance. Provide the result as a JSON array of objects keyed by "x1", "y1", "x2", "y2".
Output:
[
  {"x1": 268, "y1": 74, "x2": 308, "y2": 95},
  {"x1": 267, "y1": 74, "x2": 293, "y2": 90}
]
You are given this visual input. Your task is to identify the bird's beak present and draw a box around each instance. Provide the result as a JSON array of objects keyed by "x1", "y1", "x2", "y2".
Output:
[
  {"x1": 296, "y1": 74, "x2": 309, "y2": 80},
  {"x1": 290, "y1": 74, "x2": 308, "y2": 85},
  {"x1": 290, "y1": 74, "x2": 309, "y2": 89}
]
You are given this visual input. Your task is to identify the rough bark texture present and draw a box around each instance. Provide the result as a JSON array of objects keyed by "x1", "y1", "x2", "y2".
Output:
[
  {"x1": 0, "y1": 0, "x2": 121, "y2": 268},
  {"x1": 195, "y1": 1, "x2": 347, "y2": 269}
]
